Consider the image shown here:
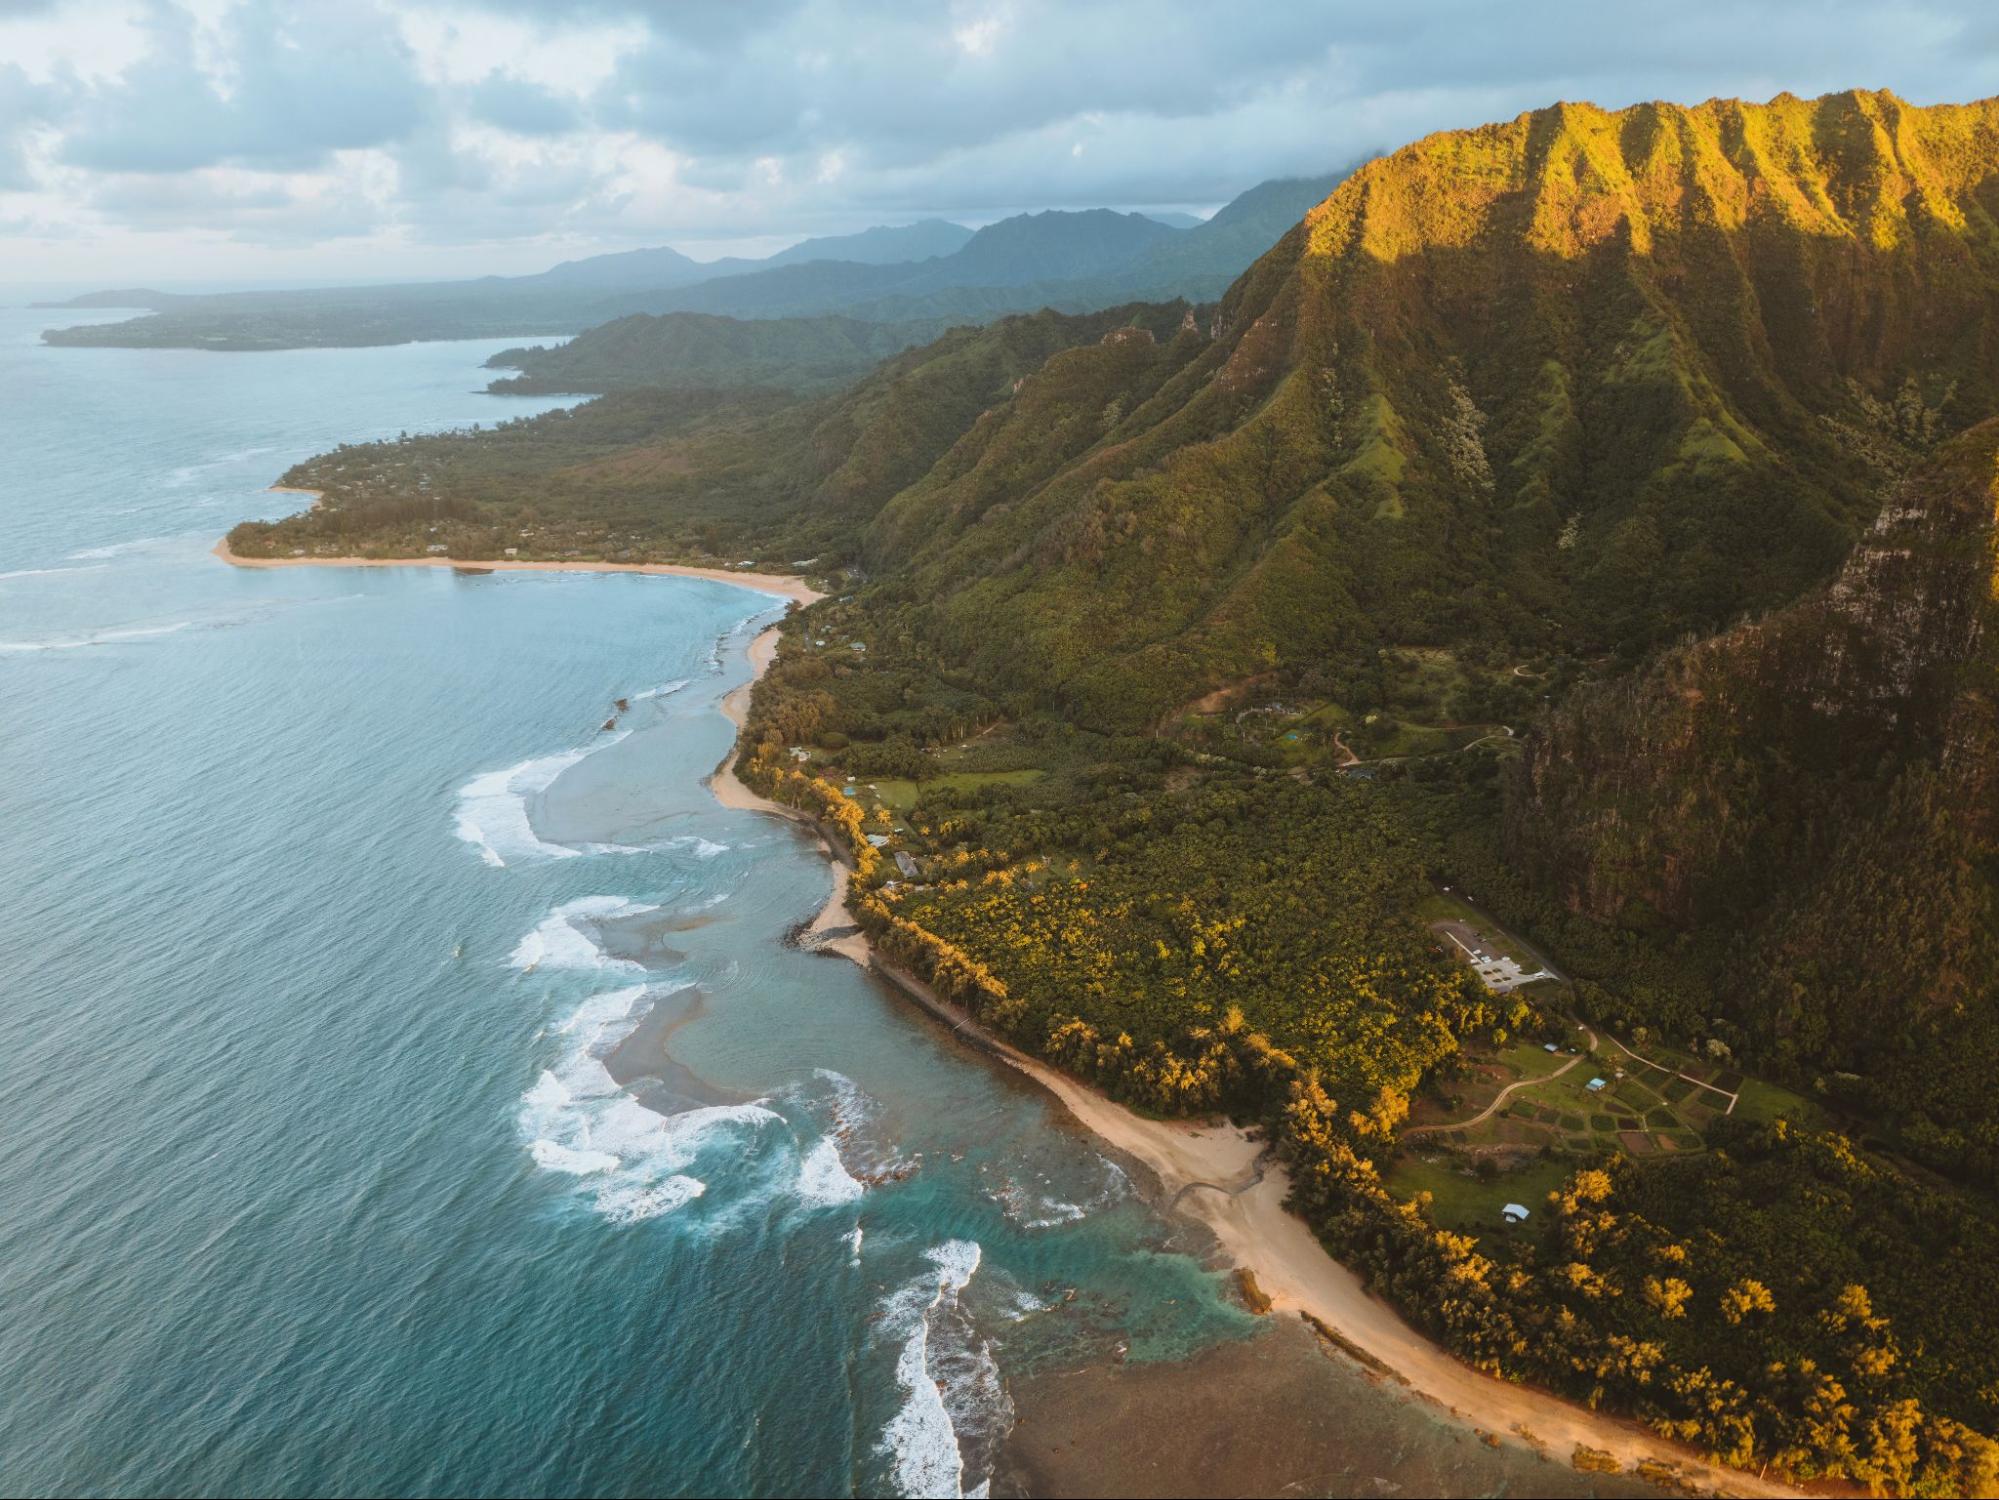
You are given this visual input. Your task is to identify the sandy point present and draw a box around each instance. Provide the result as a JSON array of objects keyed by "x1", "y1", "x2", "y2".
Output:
[{"x1": 212, "y1": 536, "x2": 826, "y2": 607}]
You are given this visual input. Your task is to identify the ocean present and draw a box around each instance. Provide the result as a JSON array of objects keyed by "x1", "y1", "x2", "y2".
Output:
[
  {"x1": 0, "y1": 305, "x2": 1257, "y2": 1497},
  {"x1": 0, "y1": 303, "x2": 1661, "y2": 1500}
]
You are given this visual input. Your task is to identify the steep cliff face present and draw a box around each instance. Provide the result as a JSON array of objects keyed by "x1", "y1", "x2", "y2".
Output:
[
  {"x1": 1508, "y1": 422, "x2": 1999, "y2": 1176},
  {"x1": 864, "y1": 90, "x2": 1999, "y2": 730}
]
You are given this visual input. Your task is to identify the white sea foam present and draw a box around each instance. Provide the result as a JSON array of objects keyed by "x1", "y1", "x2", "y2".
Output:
[
  {"x1": 517, "y1": 974, "x2": 781, "y2": 1224},
  {"x1": 529, "y1": 1138, "x2": 621, "y2": 1175},
  {"x1": 989, "y1": 1150, "x2": 1128, "y2": 1231},
  {"x1": 878, "y1": 1240, "x2": 1003, "y2": 1500},
  {"x1": 988, "y1": 1175, "x2": 1088, "y2": 1231},
  {"x1": 0, "y1": 620, "x2": 192, "y2": 653},
  {"x1": 452, "y1": 741, "x2": 612, "y2": 867},
  {"x1": 166, "y1": 446, "x2": 277, "y2": 487},
  {"x1": 795, "y1": 1136, "x2": 865, "y2": 1207},
  {"x1": 0, "y1": 563, "x2": 108, "y2": 583},
  {"x1": 1004, "y1": 1287, "x2": 1053, "y2": 1322},
  {"x1": 803, "y1": 1068, "x2": 913, "y2": 1191},
  {"x1": 510, "y1": 896, "x2": 655, "y2": 974},
  {"x1": 666, "y1": 835, "x2": 729, "y2": 860},
  {"x1": 65, "y1": 536, "x2": 169, "y2": 560},
  {"x1": 595, "y1": 1175, "x2": 706, "y2": 1223},
  {"x1": 630, "y1": 677, "x2": 691, "y2": 701}
]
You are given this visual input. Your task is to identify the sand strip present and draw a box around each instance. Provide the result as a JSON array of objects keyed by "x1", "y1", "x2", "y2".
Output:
[
  {"x1": 702, "y1": 600, "x2": 1801, "y2": 1497},
  {"x1": 230, "y1": 536, "x2": 1789, "y2": 1495},
  {"x1": 214, "y1": 537, "x2": 825, "y2": 606}
]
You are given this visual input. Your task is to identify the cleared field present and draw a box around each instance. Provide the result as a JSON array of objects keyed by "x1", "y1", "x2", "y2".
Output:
[
  {"x1": 1733, "y1": 1075, "x2": 1822, "y2": 1128},
  {"x1": 1415, "y1": 890, "x2": 1546, "y2": 970},
  {"x1": 1423, "y1": 1033, "x2": 1711, "y2": 1162},
  {"x1": 1404, "y1": 1030, "x2": 1591, "y2": 1132},
  {"x1": 868, "y1": 768, "x2": 1046, "y2": 813},
  {"x1": 1382, "y1": 1151, "x2": 1575, "y2": 1234}
]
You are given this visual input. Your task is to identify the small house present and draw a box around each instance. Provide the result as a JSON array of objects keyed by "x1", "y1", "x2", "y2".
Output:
[
  {"x1": 1586, "y1": 1077, "x2": 1607, "y2": 1092},
  {"x1": 1543, "y1": 1042, "x2": 1559, "y2": 1053},
  {"x1": 1501, "y1": 1203, "x2": 1530, "y2": 1224}
]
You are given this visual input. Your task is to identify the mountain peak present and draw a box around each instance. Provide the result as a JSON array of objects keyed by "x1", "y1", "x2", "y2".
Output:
[{"x1": 1305, "y1": 89, "x2": 1999, "y2": 267}]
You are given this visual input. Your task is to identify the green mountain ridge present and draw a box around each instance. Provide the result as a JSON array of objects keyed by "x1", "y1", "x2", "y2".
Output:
[
  {"x1": 1507, "y1": 418, "x2": 1999, "y2": 1180},
  {"x1": 865, "y1": 89, "x2": 1999, "y2": 731},
  {"x1": 228, "y1": 90, "x2": 1999, "y2": 1493},
  {"x1": 482, "y1": 311, "x2": 959, "y2": 396}
]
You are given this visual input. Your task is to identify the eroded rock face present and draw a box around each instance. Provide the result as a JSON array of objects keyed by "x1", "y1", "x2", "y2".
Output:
[
  {"x1": 1511, "y1": 421, "x2": 1997, "y2": 928},
  {"x1": 1504, "y1": 424, "x2": 1999, "y2": 1169}
]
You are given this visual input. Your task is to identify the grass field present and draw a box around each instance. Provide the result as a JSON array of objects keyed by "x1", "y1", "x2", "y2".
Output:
[
  {"x1": 1384, "y1": 1151, "x2": 1576, "y2": 1234},
  {"x1": 865, "y1": 768, "x2": 1046, "y2": 813},
  {"x1": 1415, "y1": 1030, "x2": 1714, "y2": 1163},
  {"x1": 1733, "y1": 1075, "x2": 1823, "y2": 1128}
]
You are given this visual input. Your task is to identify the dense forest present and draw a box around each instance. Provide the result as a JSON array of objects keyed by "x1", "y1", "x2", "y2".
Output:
[
  {"x1": 1507, "y1": 426, "x2": 1999, "y2": 1185},
  {"x1": 227, "y1": 90, "x2": 1999, "y2": 1494},
  {"x1": 482, "y1": 312, "x2": 954, "y2": 396}
]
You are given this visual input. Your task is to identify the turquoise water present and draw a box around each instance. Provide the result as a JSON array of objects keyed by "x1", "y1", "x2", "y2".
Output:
[{"x1": 0, "y1": 307, "x2": 1254, "y2": 1497}]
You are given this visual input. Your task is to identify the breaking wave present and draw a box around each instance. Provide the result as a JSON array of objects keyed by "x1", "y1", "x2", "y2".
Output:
[
  {"x1": 517, "y1": 977, "x2": 781, "y2": 1224},
  {"x1": 877, "y1": 1240, "x2": 1009, "y2": 1499},
  {"x1": 509, "y1": 896, "x2": 656, "y2": 974},
  {"x1": 65, "y1": 536, "x2": 172, "y2": 560},
  {"x1": 0, "y1": 563, "x2": 108, "y2": 583},
  {"x1": 452, "y1": 735, "x2": 628, "y2": 867},
  {"x1": 0, "y1": 621, "x2": 192, "y2": 653},
  {"x1": 630, "y1": 677, "x2": 690, "y2": 701}
]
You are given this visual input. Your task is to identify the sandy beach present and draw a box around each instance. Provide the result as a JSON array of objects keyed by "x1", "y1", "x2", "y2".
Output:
[
  {"x1": 228, "y1": 536, "x2": 1784, "y2": 1494},
  {"x1": 214, "y1": 537, "x2": 826, "y2": 607},
  {"x1": 709, "y1": 624, "x2": 874, "y2": 965},
  {"x1": 704, "y1": 597, "x2": 1800, "y2": 1498},
  {"x1": 848, "y1": 954, "x2": 1793, "y2": 1495}
]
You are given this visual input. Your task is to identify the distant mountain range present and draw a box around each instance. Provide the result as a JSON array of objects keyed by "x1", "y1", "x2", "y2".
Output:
[
  {"x1": 37, "y1": 175, "x2": 1344, "y2": 355},
  {"x1": 521, "y1": 218, "x2": 978, "y2": 292}
]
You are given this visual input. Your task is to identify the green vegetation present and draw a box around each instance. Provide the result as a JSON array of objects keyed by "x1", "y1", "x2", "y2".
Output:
[
  {"x1": 484, "y1": 312, "x2": 951, "y2": 396},
  {"x1": 1383, "y1": 1151, "x2": 1574, "y2": 1233},
  {"x1": 229, "y1": 89, "x2": 1999, "y2": 1493},
  {"x1": 1504, "y1": 423, "x2": 1999, "y2": 1186}
]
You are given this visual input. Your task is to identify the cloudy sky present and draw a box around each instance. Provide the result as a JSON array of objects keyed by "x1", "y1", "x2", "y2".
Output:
[{"x1": 2, "y1": 0, "x2": 1996, "y2": 286}]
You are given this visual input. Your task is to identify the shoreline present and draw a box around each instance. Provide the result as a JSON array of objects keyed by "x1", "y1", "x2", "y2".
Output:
[
  {"x1": 705, "y1": 604, "x2": 1801, "y2": 1498},
  {"x1": 227, "y1": 536, "x2": 1789, "y2": 1495},
  {"x1": 708, "y1": 623, "x2": 873, "y2": 965},
  {"x1": 213, "y1": 536, "x2": 825, "y2": 607},
  {"x1": 859, "y1": 958, "x2": 1796, "y2": 1496}
]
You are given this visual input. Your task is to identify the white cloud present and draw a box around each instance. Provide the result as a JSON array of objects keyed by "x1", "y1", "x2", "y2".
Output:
[
  {"x1": 0, "y1": 0, "x2": 1995, "y2": 282},
  {"x1": 952, "y1": 13, "x2": 1003, "y2": 58}
]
